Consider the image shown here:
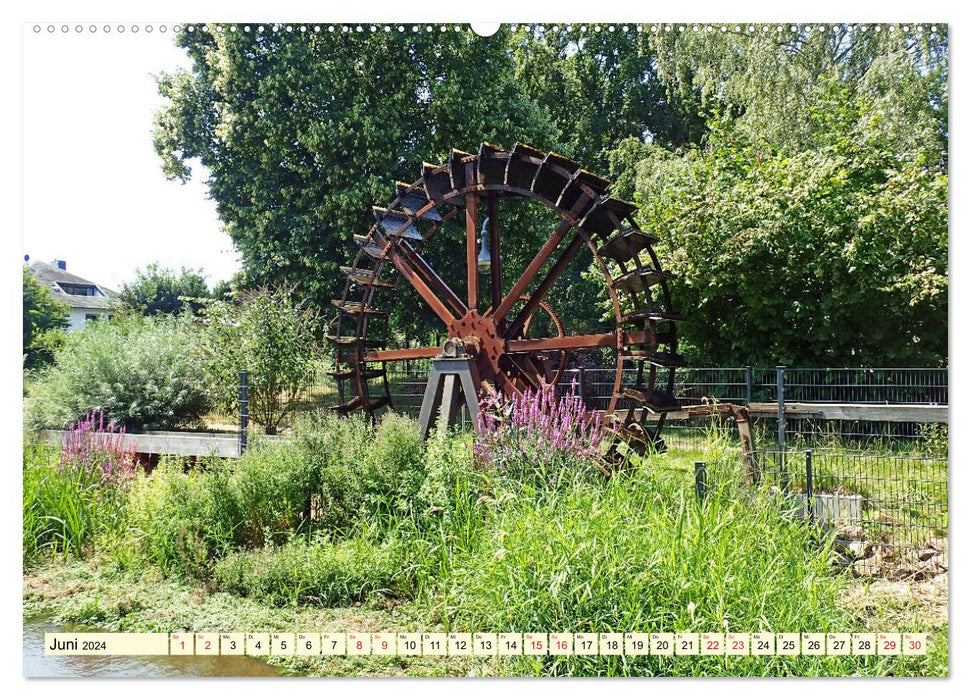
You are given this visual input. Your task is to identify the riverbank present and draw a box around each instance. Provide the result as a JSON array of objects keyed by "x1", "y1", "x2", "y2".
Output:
[
  {"x1": 23, "y1": 557, "x2": 487, "y2": 677},
  {"x1": 24, "y1": 556, "x2": 949, "y2": 677}
]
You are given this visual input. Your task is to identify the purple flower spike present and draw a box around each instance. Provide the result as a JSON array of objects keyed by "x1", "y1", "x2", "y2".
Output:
[
  {"x1": 472, "y1": 376, "x2": 606, "y2": 476},
  {"x1": 60, "y1": 409, "x2": 136, "y2": 486}
]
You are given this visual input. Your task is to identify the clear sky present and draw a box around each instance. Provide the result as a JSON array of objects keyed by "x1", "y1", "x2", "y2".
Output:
[{"x1": 22, "y1": 25, "x2": 240, "y2": 291}]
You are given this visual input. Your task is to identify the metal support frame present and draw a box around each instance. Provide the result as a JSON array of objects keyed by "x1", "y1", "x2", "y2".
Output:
[
  {"x1": 418, "y1": 355, "x2": 482, "y2": 439},
  {"x1": 238, "y1": 369, "x2": 249, "y2": 455},
  {"x1": 694, "y1": 461, "x2": 708, "y2": 503},
  {"x1": 805, "y1": 450, "x2": 814, "y2": 524}
]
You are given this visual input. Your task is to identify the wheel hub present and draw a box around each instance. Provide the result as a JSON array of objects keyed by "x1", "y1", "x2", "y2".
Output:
[{"x1": 448, "y1": 310, "x2": 504, "y2": 382}]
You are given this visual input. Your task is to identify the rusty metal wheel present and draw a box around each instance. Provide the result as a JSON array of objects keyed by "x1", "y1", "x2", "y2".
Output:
[{"x1": 329, "y1": 142, "x2": 684, "y2": 456}]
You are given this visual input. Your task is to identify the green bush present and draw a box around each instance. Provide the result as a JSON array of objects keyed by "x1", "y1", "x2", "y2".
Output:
[
  {"x1": 415, "y1": 429, "x2": 480, "y2": 518},
  {"x1": 360, "y1": 413, "x2": 427, "y2": 520},
  {"x1": 119, "y1": 262, "x2": 210, "y2": 316},
  {"x1": 200, "y1": 286, "x2": 320, "y2": 434},
  {"x1": 125, "y1": 459, "x2": 240, "y2": 577},
  {"x1": 287, "y1": 412, "x2": 373, "y2": 533},
  {"x1": 213, "y1": 533, "x2": 411, "y2": 607},
  {"x1": 631, "y1": 96, "x2": 947, "y2": 366},
  {"x1": 23, "y1": 266, "x2": 69, "y2": 370},
  {"x1": 26, "y1": 315, "x2": 210, "y2": 431},
  {"x1": 123, "y1": 413, "x2": 430, "y2": 578},
  {"x1": 126, "y1": 447, "x2": 333, "y2": 578}
]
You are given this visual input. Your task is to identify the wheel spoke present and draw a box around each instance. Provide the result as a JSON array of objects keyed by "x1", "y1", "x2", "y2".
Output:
[
  {"x1": 507, "y1": 330, "x2": 650, "y2": 353},
  {"x1": 490, "y1": 216, "x2": 574, "y2": 323},
  {"x1": 466, "y1": 189, "x2": 479, "y2": 310},
  {"x1": 376, "y1": 231, "x2": 466, "y2": 324},
  {"x1": 362, "y1": 346, "x2": 442, "y2": 362},
  {"x1": 488, "y1": 193, "x2": 503, "y2": 309},
  {"x1": 493, "y1": 368, "x2": 524, "y2": 398},
  {"x1": 535, "y1": 355, "x2": 555, "y2": 384},
  {"x1": 506, "y1": 232, "x2": 584, "y2": 339},
  {"x1": 503, "y1": 355, "x2": 543, "y2": 391}
]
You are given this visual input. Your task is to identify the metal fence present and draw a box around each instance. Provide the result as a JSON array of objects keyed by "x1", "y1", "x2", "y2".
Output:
[
  {"x1": 754, "y1": 448, "x2": 948, "y2": 572},
  {"x1": 289, "y1": 363, "x2": 948, "y2": 448},
  {"x1": 381, "y1": 363, "x2": 948, "y2": 409},
  {"x1": 764, "y1": 367, "x2": 948, "y2": 405}
]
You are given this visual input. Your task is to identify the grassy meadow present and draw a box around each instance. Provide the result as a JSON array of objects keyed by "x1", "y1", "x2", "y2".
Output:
[{"x1": 22, "y1": 412, "x2": 948, "y2": 677}]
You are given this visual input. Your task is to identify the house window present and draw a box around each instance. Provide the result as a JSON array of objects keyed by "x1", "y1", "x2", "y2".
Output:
[
  {"x1": 84, "y1": 314, "x2": 99, "y2": 323},
  {"x1": 60, "y1": 284, "x2": 101, "y2": 297}
]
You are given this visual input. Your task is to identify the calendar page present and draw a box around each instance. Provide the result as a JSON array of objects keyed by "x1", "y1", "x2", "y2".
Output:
[{"x1": 19, "y1": 3, "x2": 950, "y2": 686}]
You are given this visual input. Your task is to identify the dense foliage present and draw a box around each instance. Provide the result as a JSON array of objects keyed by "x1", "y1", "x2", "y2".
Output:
[
  {"x1": 633, "y1": 26, "x2": 947, "y2": 365},
  {"x1": 200, "y1": 286, "x2": 320, "y2": 434},
  {"x1": 634, "y1": 117, "x2": 947, "y2": 365},
  {"x1": 152, "y1": 25, "x2": 704, "y2": 344},
  {"x1": 119, "y1": 262, "x2": 211, "y2": 316},
  {"x1": 155, "y1": 24, "x2": 948, "y2": 366},
  {"x1": 154, "y1": 26, "x2": 554, "y2": 316},
  {"x1": 123, "y1": 413, "x2": 451, "y2": 577},
  {"x1": 508, "y1": 25, "x2": 704, "y2": 174},
  {"x1": 26, "y1": 315, "x2": 210, "y2": 431},
  {"x1": 650, "y1": 25, "x2": 947, "y2": 162},
  {"x1": 23, "y1": 439, "x2": 128, "y2": 563},
  {"x1": 23, "y1": 266, "x2": 69, "y2": 369}
]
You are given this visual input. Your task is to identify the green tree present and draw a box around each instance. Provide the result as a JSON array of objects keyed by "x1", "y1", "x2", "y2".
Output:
[
  {"x1": 648, "y1": 24, "x2": 947, "y2": 162},
  {"x1": 152, "y1": 25, "x2": 710, "y2": 343},
  {"x1": 119, "y1": 263, "x2": 211, "y2": 316},
  {"x1": 511, "y1": 25, "x2": 705, "y2": 177},
  {"x1": 153, "y1": 26, "x2": 557, "y2": 317},
  {"x1": 23, "y1": 266, "x2": 69, "y2": 369},
  {"x1": 631, "y1": 88, "x2": 947, "y2": 365},
  {"x1": 616, "y1": 24, "x2": 949, "y2": 366},
  {"x1": 201, "y1": 286, "x2": 320, "y2": 435},
  {"x1": 211, "y1": 270, "x2": 248, "y2": 302}
]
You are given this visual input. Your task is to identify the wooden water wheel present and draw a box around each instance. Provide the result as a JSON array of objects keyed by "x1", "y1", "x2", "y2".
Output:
[{"x1": 329, "y1": 142, "x2": 684, "y2": 456}]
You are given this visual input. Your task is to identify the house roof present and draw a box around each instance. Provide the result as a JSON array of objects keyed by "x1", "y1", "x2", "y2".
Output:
[
  {"x1": 62, "y1": 294, "x2": 115, "y2": 310},
  {"x1": 28, "y1": 260, "x2": 118, "y2": 311}
]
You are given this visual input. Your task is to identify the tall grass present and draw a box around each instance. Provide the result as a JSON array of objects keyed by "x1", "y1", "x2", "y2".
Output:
[
  {"x1": 213, "y1": 530, "x2": 413, "y2": 607},
  {"x1": 122, "y1": 412, "x2": 457, "y2": 582},
  {"x1": 432, "y1": 453, "x2": 880, "y2": 676},
  {"x1": 23, "y1": 440, "x2": 127, "y2": 564}
]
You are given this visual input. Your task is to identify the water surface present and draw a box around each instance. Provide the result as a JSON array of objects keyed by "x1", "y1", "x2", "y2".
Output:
[{"x1": 23, "y1": 615, "x2": 280, "y2": 677}]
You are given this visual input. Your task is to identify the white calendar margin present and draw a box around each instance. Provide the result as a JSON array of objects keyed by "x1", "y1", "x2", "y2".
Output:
[{"x1": 12, "y1": 0, "x2": 958, "y2": 697}]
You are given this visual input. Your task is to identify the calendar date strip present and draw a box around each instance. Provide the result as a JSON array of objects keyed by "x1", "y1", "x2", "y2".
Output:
[{"x1": 44, "y1": 631, "x2": 928, "y2": 657}]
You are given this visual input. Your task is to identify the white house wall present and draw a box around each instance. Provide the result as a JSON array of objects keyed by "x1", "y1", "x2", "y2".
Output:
[{"x1": 67, "y1": 308, "x2": 110, "y2": 331}]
